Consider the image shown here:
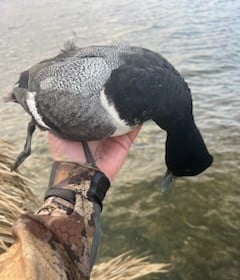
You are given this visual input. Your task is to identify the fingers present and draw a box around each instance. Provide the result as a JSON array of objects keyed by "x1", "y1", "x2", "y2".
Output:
[
  {"x1": 47, "y1": 125, "x2": 142, "y2": 182},
  {"x1": 127, "y1": 125, "x2": 142, "y2": 142},
  {"x1": 112, "y1": 125, "x2": 142, "y2": 150}
]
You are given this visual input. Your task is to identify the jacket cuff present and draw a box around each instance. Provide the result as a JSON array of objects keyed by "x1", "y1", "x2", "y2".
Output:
[{"x1": 43, "y1": 161, "x2": 110, "y2": 211}]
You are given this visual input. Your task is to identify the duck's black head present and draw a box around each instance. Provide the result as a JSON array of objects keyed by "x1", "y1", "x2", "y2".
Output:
[{"x1": 162, "y1": 120, "x2": 213, "y2": 190}]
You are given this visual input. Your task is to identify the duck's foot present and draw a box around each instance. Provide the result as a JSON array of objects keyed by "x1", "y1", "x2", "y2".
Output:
[{"x1": 11, "y1": 119, "x2": 36, "y2": 171}]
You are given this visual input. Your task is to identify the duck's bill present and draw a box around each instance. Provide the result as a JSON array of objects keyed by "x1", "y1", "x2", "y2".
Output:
[{"x1": 161, "y1": 170, "x2": 175, "y2": 192}]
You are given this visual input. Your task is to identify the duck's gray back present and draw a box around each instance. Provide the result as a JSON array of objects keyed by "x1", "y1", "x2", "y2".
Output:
[
  {"x1": 28, "y1": 43, "x2": 134, "y2": 140},
  {"x1": 30, "y1": 43, "x2": 131, "y2": 94}
]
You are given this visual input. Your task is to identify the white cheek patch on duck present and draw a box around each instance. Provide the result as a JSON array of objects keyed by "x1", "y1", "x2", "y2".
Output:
[
  {"x1": 25, "y1": 91, "x2": 50, "y2": 129},
  {"x1": 100, "y1": 88, "x2": 132, "y2": 136}
]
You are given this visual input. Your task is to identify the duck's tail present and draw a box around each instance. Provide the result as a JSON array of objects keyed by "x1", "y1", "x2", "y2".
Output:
[{"x1": 3, "y1": 70, "x2": 29, "y2": 103}]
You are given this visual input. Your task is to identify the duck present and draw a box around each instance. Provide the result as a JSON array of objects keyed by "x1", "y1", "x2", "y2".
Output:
[{"x1": 9, "y1": 42, "x2": 213, "y2": 191}]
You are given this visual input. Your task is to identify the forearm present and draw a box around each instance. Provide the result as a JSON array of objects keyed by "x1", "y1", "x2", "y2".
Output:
[{"x1": 0, "y1": 162, "x2": 110, "y2": 280}]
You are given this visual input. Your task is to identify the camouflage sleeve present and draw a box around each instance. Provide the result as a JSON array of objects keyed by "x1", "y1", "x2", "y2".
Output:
[{"x1": 0, "y1": 161, "x2": 110, "y2": 280}]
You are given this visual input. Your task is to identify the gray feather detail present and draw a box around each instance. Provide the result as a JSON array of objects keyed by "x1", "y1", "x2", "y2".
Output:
[
  {"x1": 28, "y1": 44, "x2": 132, "y2": 95},
  {"x1": 23, "y1": 43, "x2": 139, "y2": 140},
  {"x1": 35, "y1": 89, "x2": 116, "y2": 140}
]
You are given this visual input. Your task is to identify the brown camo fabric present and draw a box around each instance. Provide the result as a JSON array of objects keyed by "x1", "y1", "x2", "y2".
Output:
[{"x1": 0, "y1": 162, "x2": 98, "y2": 280}]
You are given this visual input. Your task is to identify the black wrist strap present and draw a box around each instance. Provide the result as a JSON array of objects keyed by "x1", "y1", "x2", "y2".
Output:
[
  {"x1": 44, "y1": 170, "x2": 110, "y2": 211},
  {"x1": 87, "y1": 171, "x2": 110, "y2": 210},
  {"x1": 44, "y1": 188, "x2": 76, "y2": 204}
]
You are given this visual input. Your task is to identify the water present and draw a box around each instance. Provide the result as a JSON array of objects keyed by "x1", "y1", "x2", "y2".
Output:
[{"x1": 0, "y1": 0, "x2": 240, "y2": 279}]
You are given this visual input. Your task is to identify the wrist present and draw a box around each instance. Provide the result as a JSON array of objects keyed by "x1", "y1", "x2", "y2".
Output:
[
  {"x1": 43, "y1": 161, "x2": 110, "y2": 212},
  {"x1": 32, "y1": 161, "x2": 109, "y2": 275}
]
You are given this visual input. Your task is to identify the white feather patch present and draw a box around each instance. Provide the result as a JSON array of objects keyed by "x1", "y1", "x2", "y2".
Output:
[
  {"x1": 100, "y1": 88, "x2": 132, "y2": 136},
  {"x1": 25, "y1": 91, "x2": 50, "y2": 129}
]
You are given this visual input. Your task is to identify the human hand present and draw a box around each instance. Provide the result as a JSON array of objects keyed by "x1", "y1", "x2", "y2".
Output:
[{"x1": 48, "y1": 126, "x2": 141, "y2": 182}]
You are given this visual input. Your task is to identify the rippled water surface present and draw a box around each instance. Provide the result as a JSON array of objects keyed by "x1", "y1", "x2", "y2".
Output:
[{"x1": 0, "y1": 0, "x2": 240, "y2": 279}]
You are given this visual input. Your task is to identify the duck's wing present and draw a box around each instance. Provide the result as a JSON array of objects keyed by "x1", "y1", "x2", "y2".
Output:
[
  {"x1": 11, "y1": 52, "x2": 121, "y2": 139},
  {"x1": 28, "y1": 55, "x2": 117, "y2": 139},
  {"x1": 27, "y1": 55, "x2": 113, "y2": 96},
  {"x1": 27, "y1": 43, "x2": 132, "y2": 95}
]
